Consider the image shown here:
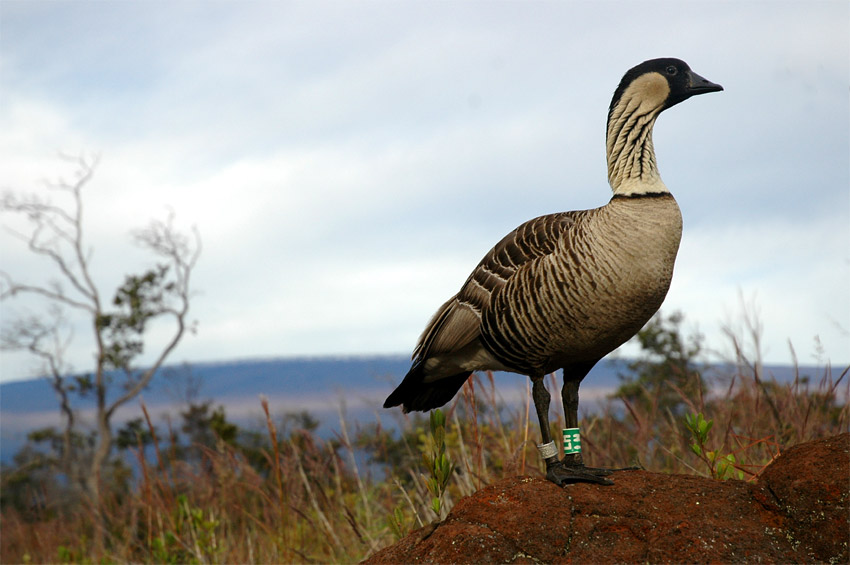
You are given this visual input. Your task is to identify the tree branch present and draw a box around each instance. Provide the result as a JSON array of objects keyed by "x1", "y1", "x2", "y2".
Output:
[
  {"x1": 0, "y1": 273, "x2": 95, "y2": 312},
  {"x1": 0, "y1": 155, "x2": 101, "y2": 309},
  {"x1": 105, "y1": 211, "x2": 201, "y2": 418}
]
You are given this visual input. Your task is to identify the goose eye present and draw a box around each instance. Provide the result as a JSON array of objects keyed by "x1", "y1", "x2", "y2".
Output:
[{"x1": 665, "y1": 65, "x2": 678, "y2": 76}]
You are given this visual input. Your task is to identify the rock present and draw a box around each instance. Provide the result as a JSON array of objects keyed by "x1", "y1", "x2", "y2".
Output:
[
  {"x1": 759, "y1": 433, "x2": 849, "y2": 561},
  {"x1": 365, "y1": 433, "x2": 849, "y2": 564}
]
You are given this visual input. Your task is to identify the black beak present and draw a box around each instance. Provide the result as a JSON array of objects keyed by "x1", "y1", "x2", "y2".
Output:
[{"x1": 686, "y1": 70, "x2": 723, "y2": 95}]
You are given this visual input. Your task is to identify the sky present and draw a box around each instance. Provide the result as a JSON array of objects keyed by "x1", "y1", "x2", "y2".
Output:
[{"x1": 1, "y1": 1, "x2": 848, "y2": 384}]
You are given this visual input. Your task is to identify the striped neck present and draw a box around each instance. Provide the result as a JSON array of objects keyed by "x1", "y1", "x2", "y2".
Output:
[{"x1": 605, "y1": 86, "x2": 668, "y2": 196}]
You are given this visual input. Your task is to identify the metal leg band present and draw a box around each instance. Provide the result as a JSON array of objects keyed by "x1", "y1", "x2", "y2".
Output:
[{"x1": 537, "y1": 440, "x2": 558, "y2": 459}]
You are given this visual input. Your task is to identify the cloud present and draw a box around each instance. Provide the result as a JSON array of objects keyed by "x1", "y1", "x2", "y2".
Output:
[
  {"x1": 668, "y1": 213, "x2": 849, "y2": 363},
  {"x1": 1, "y1": 2, "x2": 848, "y2": 383}
]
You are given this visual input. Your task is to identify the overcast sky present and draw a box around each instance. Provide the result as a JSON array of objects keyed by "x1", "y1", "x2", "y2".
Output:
[{"x1": 1, "y1": 1, "x2": 848, "y2": 384}]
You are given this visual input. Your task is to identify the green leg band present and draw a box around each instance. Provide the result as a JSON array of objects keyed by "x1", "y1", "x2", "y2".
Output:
[{"x1": 563, "y1": 428, "x2": 581, "y2": 455}]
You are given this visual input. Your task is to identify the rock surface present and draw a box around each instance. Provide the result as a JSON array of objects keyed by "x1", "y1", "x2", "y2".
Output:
[{"x1": 365, "y1": 433, "x2": 849, "y2": 564}]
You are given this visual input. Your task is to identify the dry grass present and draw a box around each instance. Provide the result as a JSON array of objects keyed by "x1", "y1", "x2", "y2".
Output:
[{"x1": 2, "y1": 351, "x2": 847, "y2": 563}]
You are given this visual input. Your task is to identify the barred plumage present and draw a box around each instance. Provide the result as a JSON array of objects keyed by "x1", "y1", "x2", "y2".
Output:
[{"x1": 384, "y1": 58, "x2": 722, "y2": 485}]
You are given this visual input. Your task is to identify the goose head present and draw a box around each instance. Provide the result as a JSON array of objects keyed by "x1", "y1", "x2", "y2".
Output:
[
  {"x1": 609, "y1": 58, "x2": 723, "y2": 117},
  {"x1": 606, "y1": 58, "x2": 723, "y2": 195}
]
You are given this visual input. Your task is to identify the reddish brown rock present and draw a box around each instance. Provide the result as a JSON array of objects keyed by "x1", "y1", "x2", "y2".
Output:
[
  {"x1": 365, "y1": 433, "x2": 849, "y2": 564},
  {"x1": 759, "y1": 433, "x2": 850, "y2": 561}
]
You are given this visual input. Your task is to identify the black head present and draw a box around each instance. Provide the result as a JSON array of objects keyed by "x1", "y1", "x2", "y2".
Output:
[{"x1": 609, "y1": 58, "x2": 723, "y2": 115}]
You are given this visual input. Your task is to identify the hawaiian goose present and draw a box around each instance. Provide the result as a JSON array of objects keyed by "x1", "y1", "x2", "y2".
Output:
[{"x1": 384, "y1": 58, "x2": 722, "y2": 485}]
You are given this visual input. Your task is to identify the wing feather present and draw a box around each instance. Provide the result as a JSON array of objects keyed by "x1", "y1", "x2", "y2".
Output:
[{"x1": 412, "y1": 212, "x2": 580, "y2": 363}]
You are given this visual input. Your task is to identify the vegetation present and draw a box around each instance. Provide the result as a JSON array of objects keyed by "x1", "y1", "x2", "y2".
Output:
[
  {"x1": 1, "y1": 311, "x2": 847, "y2": 563},
  {"x1": 684, "y1": 412, "x2": 744, "y2": 481},
  {"x1": 421, "y1": 409, "x2": 454, "y2": 520}
]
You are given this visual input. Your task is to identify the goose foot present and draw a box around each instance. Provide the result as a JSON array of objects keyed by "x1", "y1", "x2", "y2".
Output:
[{"x1": 545, "y1": 459, "x2": 617, "y2": 486}]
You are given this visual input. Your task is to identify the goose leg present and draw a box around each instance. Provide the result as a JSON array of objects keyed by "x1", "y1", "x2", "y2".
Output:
[
  {"x1": 561, "y1": 375, "x2": 636, "y2": 481},
  {"x1": 531, "y1": 376, "x2": 611, "y2": 486},
  {"x1": 561, "y1": 378, "x2": 611, "y2": 475}
]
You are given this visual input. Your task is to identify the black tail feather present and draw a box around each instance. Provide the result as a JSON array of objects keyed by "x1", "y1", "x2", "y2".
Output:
[{"x1": 384, "y1": 360, "x2": 472, "y2": 413}]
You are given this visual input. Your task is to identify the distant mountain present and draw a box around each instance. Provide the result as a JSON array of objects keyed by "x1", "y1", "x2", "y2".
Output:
[
  {"x1": 0, "y1": 355, "x2": 825, "y2": 463},
  {"x1": 0, "y1": 355, "x2": 399, "y2": 462}
]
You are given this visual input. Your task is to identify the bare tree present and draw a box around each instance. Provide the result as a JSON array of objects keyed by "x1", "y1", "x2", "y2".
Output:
[
  {"x1": 0, "y1": 307, "x2": 81, "y2": 487},
  {"x1": 0, "y1": 154, "x2": 201, "y2": 506}
]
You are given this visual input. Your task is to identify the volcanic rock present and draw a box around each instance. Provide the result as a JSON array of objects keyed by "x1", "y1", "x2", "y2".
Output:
[{"x1": 365, "y1": 433, "x2": 849, "y2": 564}]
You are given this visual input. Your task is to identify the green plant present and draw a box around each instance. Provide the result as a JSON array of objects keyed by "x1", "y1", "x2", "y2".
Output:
[
  {"x1": 149, "y1": 494, "x2": 222, "y2": 564},
  {"x1": 387, "y1": 504, "x2": 408, "y2": 541},
  {"x1": 422, "y1": 409, "x2": 454, "y2": 520},
  {"x1": 684, "y1": 412, "x2": 743, "y2": 481}
]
